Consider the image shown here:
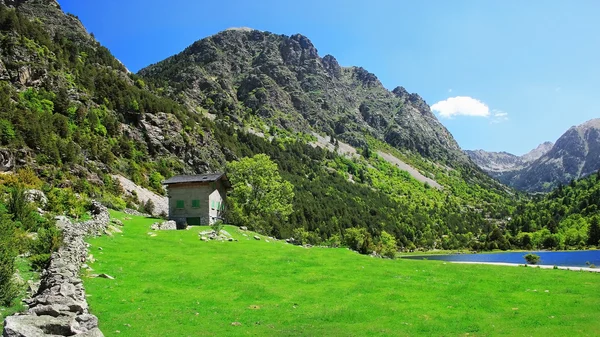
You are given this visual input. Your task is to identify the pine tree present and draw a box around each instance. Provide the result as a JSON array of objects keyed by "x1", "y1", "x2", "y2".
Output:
[{"x1": 588, "y1": 217, "x2": 600, "y2": 247}]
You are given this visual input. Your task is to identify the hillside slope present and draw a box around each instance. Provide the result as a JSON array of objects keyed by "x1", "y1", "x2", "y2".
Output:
[
  {"x1": 497, "y1": 119, "x2": 600, "y2": 192},
  {"x1": 138, "y1": 29, "x2": 468, "y2": 166},
  {"x1": 0, "y1": 0, "x2": 516, "y2": 250},
  {"x1": 82, "y1": 211, "x2": 600, "y2": 336}
]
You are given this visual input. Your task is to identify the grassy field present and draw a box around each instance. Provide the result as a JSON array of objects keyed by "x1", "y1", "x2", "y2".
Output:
[{"x1": 83, "y1": 211, "x2": 600, "y2": 336}]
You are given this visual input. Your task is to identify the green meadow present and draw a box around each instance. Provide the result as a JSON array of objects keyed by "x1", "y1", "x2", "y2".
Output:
[{"x1": 83, "y1": 211, "x2": 600, "y2": 336}]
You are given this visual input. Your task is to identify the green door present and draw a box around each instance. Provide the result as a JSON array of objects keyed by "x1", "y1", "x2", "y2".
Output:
[{"x1": 187, "y1": 217, "x2": 202, "y2": 226}]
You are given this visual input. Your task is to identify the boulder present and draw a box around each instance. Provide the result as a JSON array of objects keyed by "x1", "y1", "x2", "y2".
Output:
[
  {"x1": 253, "y1": 236, "x2": 261, "y2": 240},
  {"x1": 25, "y1": 189, "x2": 48, "y2": 207}
]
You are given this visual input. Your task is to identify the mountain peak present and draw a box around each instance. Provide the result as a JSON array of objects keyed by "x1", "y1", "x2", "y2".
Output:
[
  {"x1": 0, "y1": 0, "x2": 59, "y2": 8},
  {"x1": 224, "y1": 27, "x2": 256, "y2": 32},
  {"x1": 577, "y1": 118, "x2": 600, "y2": 131}
]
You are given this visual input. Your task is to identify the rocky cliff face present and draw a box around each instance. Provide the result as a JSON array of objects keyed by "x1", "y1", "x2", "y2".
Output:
[
  {"x1": 139, "y1": 29, "x2": 468, "y2": 166},
  {"x1": 469, "y1": 119, "x2": 600, "y2": 192},
  {"x1": 466, "y1": 141, "x2": 553, "y2": 174}
]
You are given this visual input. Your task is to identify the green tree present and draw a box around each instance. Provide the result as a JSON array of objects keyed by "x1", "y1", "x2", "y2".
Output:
[
  {"x1": 376, "y1": 231, "x2": 397, "y2": 258},
  {"x1": 524, "y1": 253, "x2": 540, "y2": 265},
  {"x1": 344, "y1": 227, "x2": 374, "y2": 254},
  {"x1": 0, "y1": 209, "x2": 17, "y2": 305},
  {"x1": 588, "y1": 217, "x2": 600, "y2": 247},
  {"x1": 226, "y1": 154, "x2": 294, "y2": 233}
]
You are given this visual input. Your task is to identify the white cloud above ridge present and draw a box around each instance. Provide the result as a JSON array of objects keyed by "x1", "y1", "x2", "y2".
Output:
[
  {"x1": 491, "y1": 110, "x2": 509, "y2": 124},
  {"x1": 431, "y1": 96, "x2": 490, "y2": 119}
]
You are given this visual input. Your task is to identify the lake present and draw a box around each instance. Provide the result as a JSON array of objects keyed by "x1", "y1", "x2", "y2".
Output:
[{"x1": 402, "y1": 250, "x2": 600, "y2": 267}]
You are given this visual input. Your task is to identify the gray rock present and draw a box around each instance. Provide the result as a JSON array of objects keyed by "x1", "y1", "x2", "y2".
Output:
[
  {"x1": 3, "y1": 200, "x2": 109, "y2": 336},
  {"x1": 74, "y1": 327, "x2": 104, "y2": 337},
  {"x1": 253, "y1": 235, "x2": 261, "y2": 240},
  {"x1": 97, "y1": 274, "x2": 114, "y2": 280},
  {"x1": 0, "y1": 149, "x2": 14, "y2": 172},
  {"x1": 111, "y1": 219, "x2": 123, "y2": 227},
  {"x1": 240, "y1": 226, "x2": 248, "y2": 231},
  {"x1": 3, "y1": 314, "x2": 76, "y2": 336},
  {"x1": 25, "y1": 189, "x2": 48, "y2": 207}
]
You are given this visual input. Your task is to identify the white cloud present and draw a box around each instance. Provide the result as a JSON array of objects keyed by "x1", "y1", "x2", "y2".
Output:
[
  {"x1": 491, "y1": 110, "x2": 509, "y2": 124},
  {"x1": 431, "y1": 96, "x2": 490, "y2": 119}
]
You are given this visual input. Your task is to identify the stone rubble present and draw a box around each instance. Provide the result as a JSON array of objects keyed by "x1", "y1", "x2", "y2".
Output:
[
  {"x1": 150, "y1": 220, "x2": 177, "y2": 230},
  {"x1": 198, "y1": 230, "x2": 235, "y2": 242},
  {"x1": 2, "y1": 201, "x2": 110, "y2": 337}
]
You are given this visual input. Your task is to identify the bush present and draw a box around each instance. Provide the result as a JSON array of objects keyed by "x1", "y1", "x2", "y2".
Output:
[
  {"x1": 344, "y1": 227, "x2": 374, "y2": 254},
  {"x1": 211, "y1": 220, "x2": 224, "y2": 235},
  {"x1": 29, "y1": 253, "x2": 51, "y2": 271},
  {"x1": 292, "y1": 228, "x2": 310, "y2": 245},
  {"x1": 524, "y1": 253, "x2": 540, "y2": 265},
  {"x1": 325, "y1": 234, "x2": 342, "y2": 248},
  {"x1": 0, "y1": 215, "x2": 17, "y2": 306},
  {"x1": 142, "y1": 199, "x2": 155, "y2": 215},
  {"x1": 376, "y1": 231, "x2": 398, "y2": 259}
]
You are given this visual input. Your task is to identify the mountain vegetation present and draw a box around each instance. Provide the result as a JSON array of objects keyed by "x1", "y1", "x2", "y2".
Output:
[
  {"x1": 0, "y1": 0, "x2": 599, "y2": 313},
  {"x1": 0, "y1": 0, "x2": 519, "y2": 254},
  {"x1": 508, "y1": 169, "x2": 600, "y2": 249}
]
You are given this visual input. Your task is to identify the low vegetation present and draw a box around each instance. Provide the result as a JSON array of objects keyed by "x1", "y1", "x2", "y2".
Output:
[
  {"x1": 509, "y1": 171, "x2": 600, "y2": 250},
  {"x1": 524, "y1": 253, "x2": 541, "y2": 265},
  {"x1": 82, "y1": 211, "x2": 600, "y2": 336}
]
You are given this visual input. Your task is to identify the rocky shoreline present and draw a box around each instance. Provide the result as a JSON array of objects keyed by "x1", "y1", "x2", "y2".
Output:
[{"x1": 2, "y1": 201, "x2": 110, "y2": 337}]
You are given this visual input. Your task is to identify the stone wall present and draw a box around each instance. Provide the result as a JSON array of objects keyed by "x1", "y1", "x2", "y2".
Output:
[{"x1": 2, "y1": 201, "x2": 109, "y2": 337}]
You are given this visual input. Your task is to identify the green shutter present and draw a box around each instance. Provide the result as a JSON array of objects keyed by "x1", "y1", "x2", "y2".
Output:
[
  {"x1": 192, "y1": 200, "x2": 200, "y2": 208},
  {"x1": 176, "y1": 200, "x2": 184, "y2": 209}
]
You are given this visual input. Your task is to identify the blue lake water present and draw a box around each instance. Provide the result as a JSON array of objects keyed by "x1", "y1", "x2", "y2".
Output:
[{"x1": 403, "y1": 250, "x2": 600, "y2": 267}]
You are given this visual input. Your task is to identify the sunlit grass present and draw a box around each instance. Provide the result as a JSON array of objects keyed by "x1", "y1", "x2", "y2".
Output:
[{"x1": 83, "y1": 211, "x2": 600, "y2": 336}]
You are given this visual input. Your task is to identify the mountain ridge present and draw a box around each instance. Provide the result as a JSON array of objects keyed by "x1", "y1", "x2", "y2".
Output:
[
  {"x1": 138, "y1": 29, "x2": 471, "y2": 167},
  {"x1": 468, "y1": 119, "x2": 600, "y2": 192}
]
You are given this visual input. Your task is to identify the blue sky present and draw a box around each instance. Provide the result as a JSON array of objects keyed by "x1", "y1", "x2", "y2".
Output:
[{"x1": 59, "y1": 0, "x2": 600, "y2": 155}]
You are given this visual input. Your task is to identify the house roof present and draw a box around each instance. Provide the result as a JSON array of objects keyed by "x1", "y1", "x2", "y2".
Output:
[{"x1": 163, "y1": 173, "x2": 228, "y2": 185}]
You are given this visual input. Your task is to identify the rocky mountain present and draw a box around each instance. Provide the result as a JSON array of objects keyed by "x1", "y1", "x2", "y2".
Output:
[
  {"x1": 469, "y1": 119, "x2": 600, "y2": 192},
  {"x1": 0, "y1": 0, "x2": 516, "y2": 253},
  {"x1": 521, "y1": 141, "x2": 554, "y2": 162},
  {"x1": 138, "y1": 29, "x2": 469, "y2": 166},
  {"x1": 466, "y1": 141, "x2": 553, "y2": 174},
  {"x1": 0, "y1": 0, "x2": 226, "y2": 182}
]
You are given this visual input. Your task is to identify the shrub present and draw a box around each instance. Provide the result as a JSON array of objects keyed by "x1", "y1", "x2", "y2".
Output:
[
  {"x1": 376, "y1": 231, "x2": 398, "y2": 259},
  {"x1": 211, "y1": 220, "x2": 224, "y2": 235},
  {"x1": 29, "y1": 253, "x2": 51, "y2": 272},
  {"x1": 140, "y1": 199, "x2": 155, "y2": 215},
  {"x1": 292, "y1": 228, "x2": 310, "y2": 245},
  {"x1": 524, "y1": 253, "x2": 540, "y2": 265},
  {"x1": 0, "y1": 214, "x2": 17, "y2": 306},
  {"x1": 344, "y1": 227, "x2": 374, "y2": 254},
  {"x1": 325, "y1": 234, "x2": 342, "y2": 248}
]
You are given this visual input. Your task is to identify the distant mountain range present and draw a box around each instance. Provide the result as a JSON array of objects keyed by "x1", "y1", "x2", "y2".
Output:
[{"x1": 467, "y1": 119, "x2": 600, "y2": 192}]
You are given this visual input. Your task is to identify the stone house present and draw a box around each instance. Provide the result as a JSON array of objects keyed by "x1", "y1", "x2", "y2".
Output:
[{"x1": 163, "y1": 173, "x2": 230, "y2": 226}]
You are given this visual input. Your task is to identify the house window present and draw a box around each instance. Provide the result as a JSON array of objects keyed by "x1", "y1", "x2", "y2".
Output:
[
  {"x1": 192, "y1": 200, "x2": 200, "y2": 208},
  {"x1": 176, "y1": 200, "x2": 185, "y2": 209}
]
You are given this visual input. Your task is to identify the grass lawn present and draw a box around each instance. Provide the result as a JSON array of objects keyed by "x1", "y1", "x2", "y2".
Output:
[{"x1": 83, "y1": 211, "x2": 600, "y2": 336}]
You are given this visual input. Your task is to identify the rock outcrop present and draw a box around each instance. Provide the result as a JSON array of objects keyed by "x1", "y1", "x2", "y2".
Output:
[
  {"x1": 468, "y1": 119, "x2": 600, "y2": 192},
  {"x1": 2, "y1": 201, "x2": 109, "y2": 337},
  {"x1": 150, "y1": 220, "x2": 177, "y2": 230},
  {"x1": 139, "y1": 29, "x2": 469, "y2": 166}
]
